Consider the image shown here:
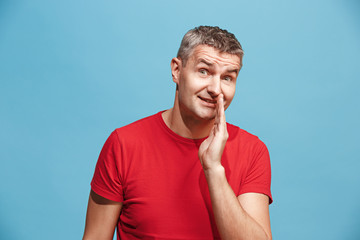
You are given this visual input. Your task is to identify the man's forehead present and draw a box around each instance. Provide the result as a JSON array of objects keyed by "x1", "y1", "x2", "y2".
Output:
[{"x1": 189, "y1": 45, "x2": 241, "y2": 68}]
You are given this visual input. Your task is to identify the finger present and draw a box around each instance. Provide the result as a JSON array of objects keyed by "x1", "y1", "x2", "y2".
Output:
[
  {"x1": 214, "y1": 98, "x2": 220, "y2": 125},
  {"x1": 218, "y1": 94, "x2": 226, "y2": 125},
  {"x1": 215, "y1": 94, "x2": 223, "y2": 124},
  {"x1": 218, "y1": 94, "x2": 228, "y2": 138}
]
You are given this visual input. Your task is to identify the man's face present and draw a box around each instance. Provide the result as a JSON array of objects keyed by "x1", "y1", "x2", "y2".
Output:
[{"x1": 172, "y1": 44, "x2": 241, "y2": 121}]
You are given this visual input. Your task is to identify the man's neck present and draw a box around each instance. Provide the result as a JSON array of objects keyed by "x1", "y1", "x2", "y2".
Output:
[{"x1": 162, "y1": 108, "x2": 214, "y2": 139}]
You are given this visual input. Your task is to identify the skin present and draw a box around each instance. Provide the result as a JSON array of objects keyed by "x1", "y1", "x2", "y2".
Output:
[
  {"x1": 162, "y1": 45, "x2": 239, "y2": 139},
  {"x1": 83, "y1": 190, "x2": 122, "y2": 240},
  {"x1": 83, "y1": 44, "x2": 272, "y2": 240}
]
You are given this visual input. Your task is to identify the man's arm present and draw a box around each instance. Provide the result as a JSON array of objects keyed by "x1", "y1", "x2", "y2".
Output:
[
  {"x1": 83, "y1": 190, "x2": 123, "y2": 240},
  {"x1": 205, "y1": 168, "x2": 272, "y2": 240},
  {"x1": 198, "y1": 94, "x2": 272, "y2": 240}
]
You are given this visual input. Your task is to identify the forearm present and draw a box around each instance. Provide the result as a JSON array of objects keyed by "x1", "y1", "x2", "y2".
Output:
[{"x1": 205, "y1": 166, "x2": 271, "y2": 240}]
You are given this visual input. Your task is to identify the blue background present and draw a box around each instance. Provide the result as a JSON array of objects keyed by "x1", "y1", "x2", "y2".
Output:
[{"x1": 1, "y1": 0, "x2": 359, "y2": 239}]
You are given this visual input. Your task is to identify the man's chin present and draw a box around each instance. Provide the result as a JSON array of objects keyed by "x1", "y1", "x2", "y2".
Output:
[
  {"x1": 202, "y1": 115, "x2": 216, "y2": 121},
  {"x1": 195, "y1": 112, "x2": 216, "y2": 121},
  {"x1": 180, "y1": 107, "x2": 216, "y2": 122}
]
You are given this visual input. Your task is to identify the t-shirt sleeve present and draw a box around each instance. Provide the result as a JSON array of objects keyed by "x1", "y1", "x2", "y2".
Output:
[
  {"x1": 90, "y1": 130, "x2": 124, "y2": 202},
  {"x1": 238, "y1": 140, "x2": 273, "y2": 204}
]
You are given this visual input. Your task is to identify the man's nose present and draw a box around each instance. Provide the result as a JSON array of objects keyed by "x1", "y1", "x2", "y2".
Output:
[{"x1": 207, "y1": 75, "x2": 221, "y2": 97}]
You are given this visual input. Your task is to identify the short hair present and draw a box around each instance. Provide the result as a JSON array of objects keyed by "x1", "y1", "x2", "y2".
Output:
[{"x1": 177, "y1": 26, "x2": 244, "y2": 67}]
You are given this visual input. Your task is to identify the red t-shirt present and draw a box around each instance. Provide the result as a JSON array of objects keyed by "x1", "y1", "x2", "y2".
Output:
[{"x1": 91, "y1": 112, "x2": 272, "y2": 240}]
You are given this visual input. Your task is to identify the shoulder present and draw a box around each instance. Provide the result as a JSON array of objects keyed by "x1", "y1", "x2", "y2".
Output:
[
  {"x1": 112, "y1": 112, "x2": 161, "y2": 143},
  {"x1": 226, "y1": 122, "x2": 266, "y2": 148}
]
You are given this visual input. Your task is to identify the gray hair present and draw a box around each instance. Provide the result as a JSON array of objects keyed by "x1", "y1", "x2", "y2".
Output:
[{"x1": 177, "y1": 26, "x2": 244, "y2": 67}]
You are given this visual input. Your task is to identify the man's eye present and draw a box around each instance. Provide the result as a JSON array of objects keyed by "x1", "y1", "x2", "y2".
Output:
[
  {"x1": 224, "y1": 76, "x2": 232, "y2": 81},
  {"x1": 199, "y1": 69, "x2": 208, "y2": 75}
]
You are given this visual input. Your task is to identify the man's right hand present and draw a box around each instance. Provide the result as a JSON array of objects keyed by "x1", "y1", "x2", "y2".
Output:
[{"x1": 198, "y1": 94, "x2": 228, "y2": 172}]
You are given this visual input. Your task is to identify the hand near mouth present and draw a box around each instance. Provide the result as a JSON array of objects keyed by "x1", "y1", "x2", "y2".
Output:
[{"x1": 198, "y1": 93, "x2": 229, "y2": 171}]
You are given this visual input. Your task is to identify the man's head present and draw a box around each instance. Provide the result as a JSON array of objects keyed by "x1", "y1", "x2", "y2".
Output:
[
  {"x1": 177, "y1": 26, "x2": 244, "y2": 68},
  {"x1": 171, "y1": 26, "x2": 243, "y2": 122}
]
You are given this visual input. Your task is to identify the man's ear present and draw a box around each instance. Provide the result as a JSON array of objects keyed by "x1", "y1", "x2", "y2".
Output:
[{"x1": 170, "y1": 57, "x2": 182, "y2": 84}]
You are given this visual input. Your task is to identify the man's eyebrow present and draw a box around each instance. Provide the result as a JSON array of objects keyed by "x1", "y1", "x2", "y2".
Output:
[
  {"x1": 197, "y1": 58, "x2": 240, "y2": 73},
  {"x1": 227, "y1": 68, "x2": 240, "y2": 74}
]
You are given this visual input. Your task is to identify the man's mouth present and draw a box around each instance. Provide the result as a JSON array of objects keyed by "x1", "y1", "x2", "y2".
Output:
[{"x1": 198, "y1": 96, "x2": 217, "y2": 104}]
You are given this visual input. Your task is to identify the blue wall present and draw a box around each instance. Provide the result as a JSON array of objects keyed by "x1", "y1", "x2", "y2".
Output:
[{"x1": 1, "y1": 0, "x2": 359, "y2": 239}]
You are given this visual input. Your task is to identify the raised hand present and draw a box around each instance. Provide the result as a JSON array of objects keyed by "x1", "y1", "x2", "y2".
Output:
[{"x1": 198, "y1": 94, "x2": 229, "y2": 171}]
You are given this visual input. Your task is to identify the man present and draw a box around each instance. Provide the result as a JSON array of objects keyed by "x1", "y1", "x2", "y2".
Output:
[{"x1": 83, "y1": 26, "x2": 272, "y2": 240}]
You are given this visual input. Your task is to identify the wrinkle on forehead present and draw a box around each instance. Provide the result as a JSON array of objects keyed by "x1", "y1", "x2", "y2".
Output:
[{"x1": 190, "y1": 45, "x2": 241, "y2": 70}]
